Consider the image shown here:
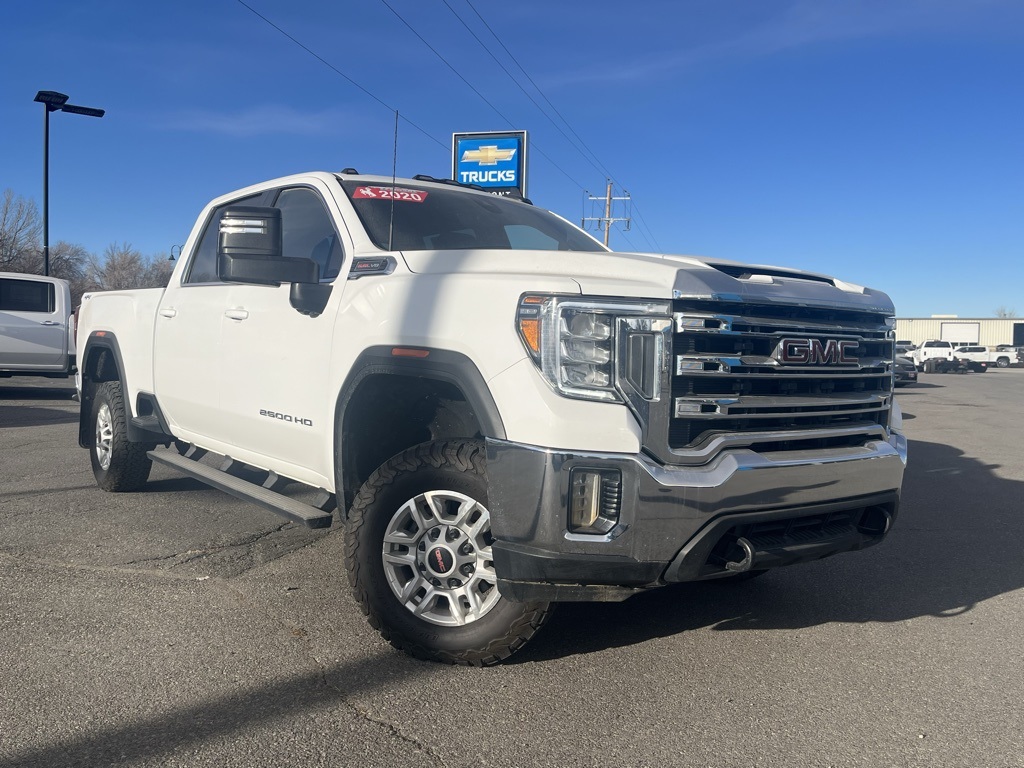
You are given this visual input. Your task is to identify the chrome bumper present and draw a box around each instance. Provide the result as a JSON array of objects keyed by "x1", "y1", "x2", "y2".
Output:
[{"x1": 486, "y1": 433, "x2": 907, "y2": 601}]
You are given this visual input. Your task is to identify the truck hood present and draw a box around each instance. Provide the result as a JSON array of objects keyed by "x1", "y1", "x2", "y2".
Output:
[{"x1": 400, "y1": 249, "x2": 895, "y2": 314}]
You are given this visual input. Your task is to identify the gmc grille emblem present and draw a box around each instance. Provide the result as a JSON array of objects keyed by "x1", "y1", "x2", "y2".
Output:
[{"x1": 775, "y1": 338, "x2": 859, "y2": 365}]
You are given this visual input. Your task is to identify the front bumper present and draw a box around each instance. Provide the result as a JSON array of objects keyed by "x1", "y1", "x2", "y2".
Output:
[{"x1": 486, "y1": 432, "x2": 907, "y2": 602}]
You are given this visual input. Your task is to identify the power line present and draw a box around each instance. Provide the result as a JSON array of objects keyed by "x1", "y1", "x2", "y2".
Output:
[
  {"x1": 629, "y1": 203, "x2": 663, "y2": 252},
  {"x1": 462, "y1": 0, "x2": 616, "y2": 184},
  {"x1": 378, "y1": 0, "x2": 585, "y2": 191},
  {"x1": 439, "y1": 0, "x2": 607, "y2": 183},
  {"x1": 238, "y1": 0, "x2": 663, "y2": 249},
  {"x1": 235, "y1": 0, "x2": 447, "y2": 152},
  {"x1": 460, "y1": 0, "x2": 662, "y2": 251}
]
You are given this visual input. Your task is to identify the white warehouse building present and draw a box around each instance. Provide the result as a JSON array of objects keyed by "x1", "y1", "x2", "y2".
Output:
[{"x1": 894, "y1": 317, "x2": 1024, "y2": 348}]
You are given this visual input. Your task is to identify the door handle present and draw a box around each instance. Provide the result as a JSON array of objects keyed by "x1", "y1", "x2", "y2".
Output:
[
  {"x1": 224, "y1": 309, "x2": 249, "y2": 321},
  {"x1": 40, "y1": 320, "x2": 60, "y2": 326},
  {"x1": 159, "y1": 307, "x2": 177, "y2": 318}
]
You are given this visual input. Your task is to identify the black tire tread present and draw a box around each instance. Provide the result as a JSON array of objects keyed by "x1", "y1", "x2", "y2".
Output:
[
  {"x1": 344, "y1": 440, "x2": 551, "y2": 666},
  {"x1": 92, "y1": 381, "x2": 152, "y2": 492}
]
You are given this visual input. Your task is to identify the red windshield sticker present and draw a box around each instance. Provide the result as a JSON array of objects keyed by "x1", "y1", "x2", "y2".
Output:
[{"x1": 352, "y1": 186, "x2": 428, "y2": 203}]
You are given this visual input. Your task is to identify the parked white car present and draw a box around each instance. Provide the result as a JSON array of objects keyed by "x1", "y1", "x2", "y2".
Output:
[{"x1": 0, "y1": 272, "x2": 76, "y2": 378}]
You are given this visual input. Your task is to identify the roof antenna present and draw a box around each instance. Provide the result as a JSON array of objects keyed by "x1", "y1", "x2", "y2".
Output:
[{"x1": 388, "y1": 110, "x2": 398, "y2": 251}]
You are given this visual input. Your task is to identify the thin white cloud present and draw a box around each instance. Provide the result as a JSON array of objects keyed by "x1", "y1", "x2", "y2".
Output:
[
  {"x1": 546, "y1": 0, "x2": 1022, "y2": 87},
  {"x1": 163, "y1": 104, "x2": 349, "y2": 137}
]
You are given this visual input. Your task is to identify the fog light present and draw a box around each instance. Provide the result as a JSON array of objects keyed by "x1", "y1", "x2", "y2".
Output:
[{"x1": 569, "y1": 469, "x2": 621, "y2": 534}]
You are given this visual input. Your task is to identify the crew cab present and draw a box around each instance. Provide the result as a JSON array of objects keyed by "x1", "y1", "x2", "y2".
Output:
[
  {"x1": 75, "y1": 171, "x2": 908, "y2": 665},
  {"x1": 953, "y1": 345, "x2": 1014, "y2": 369},
  {"x1": 1, "y1": 272, "x2": 76, "y2": 378}
]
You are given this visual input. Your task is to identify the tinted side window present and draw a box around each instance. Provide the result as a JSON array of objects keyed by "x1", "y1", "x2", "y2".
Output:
[
  {"x1": 0, "y1": 278, "x2": 55, "y2": 313},
  {"x1": 185, "y1": 194, "x2": 262, "y2": 284},
  {"x1": 273, "y1": 187, "x2": 344, "y2": 281}
]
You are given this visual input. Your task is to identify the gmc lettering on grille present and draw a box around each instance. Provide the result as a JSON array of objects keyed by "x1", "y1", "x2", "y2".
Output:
[{"x1": 775, "y1": 338, "x2": 859, "y2": 365}]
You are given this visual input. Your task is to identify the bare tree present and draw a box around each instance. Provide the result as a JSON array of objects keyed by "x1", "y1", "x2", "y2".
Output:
[
  {"x1": 143, "y1": 255, "x2": 175, "y2": 288},
  {"x1": 49, "y1": 242, "x2": 92, "y2": 305},
  {"x1": 994, "y1": 306, "x2": 1018, "y2": 319},
  {"x1": 88, "y1": 243, "x2": 175, "y2": 292},
  {"x1": 0, "y1": 189, "x2": 42, "y2": 272}
]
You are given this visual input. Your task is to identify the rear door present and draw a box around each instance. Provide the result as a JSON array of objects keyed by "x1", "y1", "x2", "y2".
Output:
[{"x1": 0, "y1": 277, "x2": 67, "y2": 371}]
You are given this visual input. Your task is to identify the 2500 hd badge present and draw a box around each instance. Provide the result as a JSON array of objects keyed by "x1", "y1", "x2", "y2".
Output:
[{"x1": 259, "y1": 409, "x2": 313, "y2": 427}]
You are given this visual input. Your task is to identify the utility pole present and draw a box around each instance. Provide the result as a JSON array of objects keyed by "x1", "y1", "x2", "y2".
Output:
[{"x1": 582, "y1": 180, "x2": 631, "y2": 248}]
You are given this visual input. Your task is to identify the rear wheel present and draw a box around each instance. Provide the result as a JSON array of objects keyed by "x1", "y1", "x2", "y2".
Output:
[
  {"x1": 90, "y1": 381, "x2": 153, "y2": 491},
  {"x1": 345, "y1": 440, "x2": 551, "y2": 665},
  {"x1": 997, "y1": 357, "x2": 1010, "y2": 368}
]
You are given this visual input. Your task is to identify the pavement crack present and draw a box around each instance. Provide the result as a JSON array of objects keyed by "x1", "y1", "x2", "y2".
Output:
[
  {"x1": 214, "y1": 580, "x2": 449, "y2": 768},
  {"x1": 119, "y1": 524, "x2": 292, "y2": 568},
  {"x1": 0, "y1": 551, "x2": 221, "y2": 582},
  {"x1": 346, "y1": 702, "x2": 450, "y2": 768}
]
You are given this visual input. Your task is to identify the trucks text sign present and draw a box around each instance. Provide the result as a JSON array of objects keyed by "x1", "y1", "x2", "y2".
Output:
[{"x1": 452, "y1": 131, "x2": 528, "y2": 198}]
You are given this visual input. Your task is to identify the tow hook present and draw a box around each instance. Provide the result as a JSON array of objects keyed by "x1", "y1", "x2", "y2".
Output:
[
  {"x1": 857, "y1": 506, "x2": 893, "y2": 536},
  {"x1": 724, "y1": 536, "x2": 755, "y2": 573}
]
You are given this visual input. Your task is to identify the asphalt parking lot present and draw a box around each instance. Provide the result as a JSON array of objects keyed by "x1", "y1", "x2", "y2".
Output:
[{"x1": 2, "y1": 370, "x2": 1023, "y2": 767}]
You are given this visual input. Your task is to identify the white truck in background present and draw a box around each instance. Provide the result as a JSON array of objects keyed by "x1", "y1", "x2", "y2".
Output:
[
  {"x1": 909, "y1": 340, "x2": 955, "y2": 370},
  {"x1": 952, "y1": 346, "x2": 1015, "y2": 369},
  {"x1": 0, "y1": 272, "x2": 76, "y2": 378},
  {"x1": 74, "y1": 171, "x2": 908, "y2": 665}
]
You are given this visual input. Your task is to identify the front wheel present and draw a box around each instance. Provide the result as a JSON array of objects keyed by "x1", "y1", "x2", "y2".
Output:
[
  {"x1": 90, "y1": 380, "x2": 153, "y2": 491},
  {"x1": 344, "y1": 440, "x2": 551, "y2": 666}
]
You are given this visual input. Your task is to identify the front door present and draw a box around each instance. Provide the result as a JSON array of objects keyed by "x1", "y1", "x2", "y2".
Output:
[
  {"x1": 152, "y1": 193, "x2": 264, "y2": 444},
  {"x1": 216, "y1": 182, "x2": 349, "y2": 489}
]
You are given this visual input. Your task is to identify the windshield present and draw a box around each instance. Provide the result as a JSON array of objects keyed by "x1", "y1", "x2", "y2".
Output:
[{"x1": 339, "y1": 180, "x2": 603, "y2": 252}]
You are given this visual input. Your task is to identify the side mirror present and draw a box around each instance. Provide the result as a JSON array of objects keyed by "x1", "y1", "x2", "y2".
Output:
[{"x1": 217, "y1": 206, "x2": 319, "y2": 285}]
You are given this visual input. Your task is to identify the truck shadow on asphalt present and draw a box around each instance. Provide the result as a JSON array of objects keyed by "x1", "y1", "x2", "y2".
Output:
[
  {"x1": 5, "y1": 652, "x2": 421, "y2": 768},
  {"x1": 515, "y1": 437, "x2": 1022, "y2": 662},
  {"x1": 0, "y1": 404, "x2": 78, "y2": 428},
  {"x1": 0, "y1": 383, "x2": 78, "y2": 428}
]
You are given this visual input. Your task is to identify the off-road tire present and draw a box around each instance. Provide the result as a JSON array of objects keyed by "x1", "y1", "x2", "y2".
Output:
[
  {"x1": 344, "y1": 440, "x2": 551, "y2": 666},
  {"x1": 90, "y1": 381, "x2": 153, "y2": 492}
]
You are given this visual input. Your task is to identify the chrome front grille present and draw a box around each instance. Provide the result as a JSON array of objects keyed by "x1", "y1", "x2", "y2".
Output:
[{"x1": 667, "y1": 300, "x2": 894, "y2": 454}]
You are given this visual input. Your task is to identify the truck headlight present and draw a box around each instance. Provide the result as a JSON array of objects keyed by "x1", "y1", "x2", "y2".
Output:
[{"x1": 517, "y1": 295, "x2": 671, "y2": 403}]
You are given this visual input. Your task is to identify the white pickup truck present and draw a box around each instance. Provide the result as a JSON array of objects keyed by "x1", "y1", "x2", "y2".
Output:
[
  {"x1": 953, "y1": 346, "x2": 1015, "y2": 369},
  {"x1": 75, "y1": 171, "x2": 908, "y2": 665},
  {"x1": 1, "y1": 271, "x2": 76, "y2": 378},
  {"x1": 909, "y1": 339, "x2": 956, "y2": 370}
]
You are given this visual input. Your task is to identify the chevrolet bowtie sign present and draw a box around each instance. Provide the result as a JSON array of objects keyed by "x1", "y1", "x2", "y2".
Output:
[
  {"x1": 452, "y1": 131, "x2": 529, "y2": 199},
  {"x1": 461, "y1": 146, "x2": 517, "y2": 165}
]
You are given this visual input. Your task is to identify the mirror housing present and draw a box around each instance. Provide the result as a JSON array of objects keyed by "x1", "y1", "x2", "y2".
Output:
[{"x1": 217, "y1": 206, "x2": 318, "y2": 286}]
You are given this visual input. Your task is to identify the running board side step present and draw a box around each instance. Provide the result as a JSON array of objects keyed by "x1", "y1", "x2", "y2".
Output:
[{"x1": 147, "y1": 450, "x2": 334, "y2": 529}]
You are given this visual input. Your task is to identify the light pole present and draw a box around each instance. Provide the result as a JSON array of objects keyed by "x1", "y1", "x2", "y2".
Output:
[{"x1": 34, "y1": 90, "x2": 105, "y2": 276}]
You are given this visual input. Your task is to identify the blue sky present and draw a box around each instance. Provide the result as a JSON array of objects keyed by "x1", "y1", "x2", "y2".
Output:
[{"x1": 2, "y1": 0, "x2": 1021, "y2": 317}]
